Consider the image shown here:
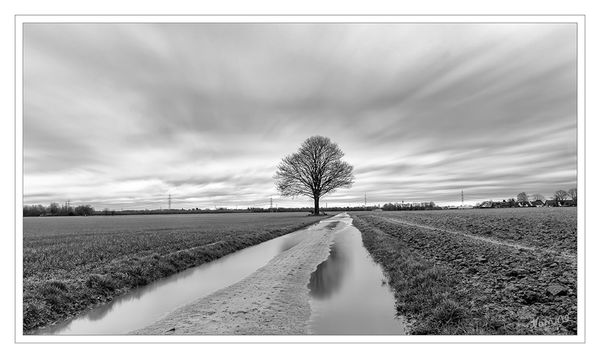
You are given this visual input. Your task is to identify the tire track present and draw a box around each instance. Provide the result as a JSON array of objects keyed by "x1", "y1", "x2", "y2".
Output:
[{"x1": 380, "y1": 216, "x2": 576, "y2": 261}]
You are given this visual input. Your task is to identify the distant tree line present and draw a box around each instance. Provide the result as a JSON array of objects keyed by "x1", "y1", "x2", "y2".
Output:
[
  {"x1": 118, "y1": 206, "x2": 378, "y2": 215},
  {"x1": 381, "y1": 202, "x2": 438, "y2": 211},
  {"x1": 118, "y1": 207, "x2": 319, "y2": 215},
  {"x1": 23, "y1": 186, "x2": 576, "y2": 217},
  {"x1": 23, "y1": 203, "x2": 95, "y2": 217},
  {"x1": 23, "y1": 204, "x2": 383, "y2": 217}
]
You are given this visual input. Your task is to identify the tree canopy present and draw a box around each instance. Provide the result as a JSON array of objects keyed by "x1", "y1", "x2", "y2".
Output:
[
  {"x1": 517, "y1": 192, "x2": 528, "y2": 203},
  {"x1": 274, "y1": 136, "x2": 354, "y2": 215}
]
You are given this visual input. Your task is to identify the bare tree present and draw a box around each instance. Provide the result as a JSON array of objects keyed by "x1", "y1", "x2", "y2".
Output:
[
  {"x1": 517, "y1": 192, "x2": 528, "y2": 203},
  {"x1": 274, "y1": 136, "x2": 354, "y2": 215},
  {"x1": 567, "y1": 188, "x2": 577, "y2": 202},
  {"x1": 48, "y1": 202, "x2": 60, "y2": 215},
  {"x1": 554, "y1": 190, "x2": 569, "y2": 203},
  {"x1": 531, "y1": 193, "x2": 545, "y2": 201}
]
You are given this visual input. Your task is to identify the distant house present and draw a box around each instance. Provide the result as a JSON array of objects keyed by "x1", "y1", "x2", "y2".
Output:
[
  {"x1": 530, "y1": 200, "x2": 545, "y2": 207},
  {"x1": 480, "y1": 201, "x2": 493, "y2": 208},
  {"x1": 545, "y1": 199, "x2": 559, "y2": 207},
  {"x1": 495, "y1": 201, "x2": 511, "y2": 208},
  {"x1": 562, "y1": 200, "x2": 576, "y2": 207}
]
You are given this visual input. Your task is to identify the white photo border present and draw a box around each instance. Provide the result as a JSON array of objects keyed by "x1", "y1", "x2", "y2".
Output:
[{"x1": 14, "y1": 14, "x2": 586, "y2": 344}]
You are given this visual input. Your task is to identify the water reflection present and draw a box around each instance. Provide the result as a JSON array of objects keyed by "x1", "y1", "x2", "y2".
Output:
[
  {"x1": 33, "y1": 214, "x2": 405, "y2": 335},
  {"x1": 35, "y1": 221, "x2": 322, "y2": 335},
  {"x1": 307, "y1": 218, "x2": 407, "y2": 335},
  {"x1": 279, "y1": 235, "x2": 304, "y2": 252},
  {"x1": 86, "y1": 303, "x2": 110, "y2": 322},
  {"x1": 308, "y1": 244, "x2": 350, "y2": 299}
]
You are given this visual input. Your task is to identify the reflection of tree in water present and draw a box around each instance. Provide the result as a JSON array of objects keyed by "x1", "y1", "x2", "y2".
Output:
[{"x1": 308, "y1": 241, "x2": 351, "y2": 299}]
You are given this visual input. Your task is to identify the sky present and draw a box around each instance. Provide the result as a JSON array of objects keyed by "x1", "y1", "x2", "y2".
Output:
[{"x1": 23, "y1": 23, "x2": 577, "y2": 209}]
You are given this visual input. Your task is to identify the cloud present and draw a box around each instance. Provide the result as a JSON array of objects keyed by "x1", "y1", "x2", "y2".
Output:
[{"x1": 23, "y1": 23, "x2": 577, "y2": 208}]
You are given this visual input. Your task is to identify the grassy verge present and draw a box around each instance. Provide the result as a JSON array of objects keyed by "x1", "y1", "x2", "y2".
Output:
[
  {"x1": 24, "y1": 214, "x2": 327, "y2": 333},
  {"x1": 351, "y1": 214, "x2": 576, "y2": 335}
]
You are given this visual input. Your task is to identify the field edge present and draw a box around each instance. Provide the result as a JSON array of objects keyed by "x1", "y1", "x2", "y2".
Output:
[
  {"x1": 24, "y1": 215, "x2": 330, "y2": 334},
  {"x1": 350, "y1": 212, "x2": 577, "y2": 335}
]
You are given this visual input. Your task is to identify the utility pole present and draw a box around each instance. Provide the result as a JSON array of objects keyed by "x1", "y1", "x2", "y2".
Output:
[
  {"x1": 168, "y1": 193, "x2": 172, "y2": 210},
  {"x1": 270, "y1": 197, "x2": 273, "y2": 211},
  {"x1": 364, "y1": 193, "x2": 367, "y2": 207},
  {"x1": 461, "y1": 190, "x2": 464, "y2": 206}
]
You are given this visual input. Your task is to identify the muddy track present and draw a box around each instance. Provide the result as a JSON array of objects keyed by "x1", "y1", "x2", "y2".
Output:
[{"x1": 132, "y1": 216, "x2": 344, "y2": 335}]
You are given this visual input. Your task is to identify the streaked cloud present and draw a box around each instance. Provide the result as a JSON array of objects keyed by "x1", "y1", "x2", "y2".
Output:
[{"x1": 23, "y1": 23, "x2": 577, "y2": 208}]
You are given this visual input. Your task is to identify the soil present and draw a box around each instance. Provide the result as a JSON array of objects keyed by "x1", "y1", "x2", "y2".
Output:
[{"x1": 352, "y1": 212, "x2": 577, "y2": 335}]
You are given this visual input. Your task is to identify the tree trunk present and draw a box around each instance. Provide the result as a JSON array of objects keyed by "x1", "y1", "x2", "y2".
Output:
[{"x1": 313, "y1": 196, "x2": 320, "y2": 215}]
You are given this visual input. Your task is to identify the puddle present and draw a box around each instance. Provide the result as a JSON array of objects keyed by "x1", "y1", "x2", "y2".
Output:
[
  {"x1": 32, "y1": 214, "x2": 406, "y2": 335},
  {"x1": 307, "y1": 215, "x2": 407, "y2": 335},
  {"x1": 34, "y1": 222, "x2": 322, "y2": 335}
]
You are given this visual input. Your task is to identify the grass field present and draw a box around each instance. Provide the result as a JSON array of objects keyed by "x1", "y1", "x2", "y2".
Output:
[
  {"x1": 23, "y1": 213, "x2": 326, "y2": 333},
  {"x1": 351, "y1": 208, "x2": 577, "y2": 335}
]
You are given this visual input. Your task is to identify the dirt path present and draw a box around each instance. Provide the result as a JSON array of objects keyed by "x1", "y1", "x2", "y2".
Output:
[
  {"x1": 382, "y1": 217, "x2": 576, "y2": 261},
  {"x1": 132, "y1": 216, "x2": 343, "y2": 335}
]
